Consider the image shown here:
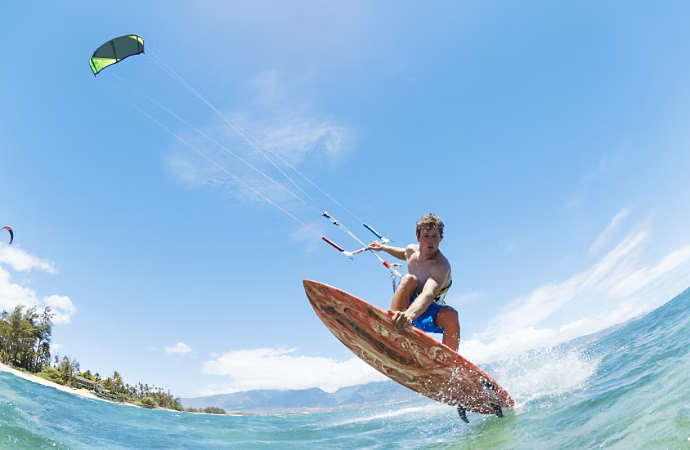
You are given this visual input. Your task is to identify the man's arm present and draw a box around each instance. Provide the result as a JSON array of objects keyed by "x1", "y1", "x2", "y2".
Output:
[
  {"x1": 404, "y1": 263, "x2": 449, "y2": 321},
  {"x1": 405, "y1": 276, "x2": 441, "y2": 320},
  {"x1": 367, "y1": 241, "x2": 408, "y2": 261}
]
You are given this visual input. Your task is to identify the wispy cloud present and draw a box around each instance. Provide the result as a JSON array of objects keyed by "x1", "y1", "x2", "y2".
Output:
[
  {"x1": 485, "y1": 229, "x2": 648, "y2": 334},
  {"x1": 589, "y1": 207, "x2": 631, "y2": 254},
  {"x1": 166, "y1": 342, "x2": 192, "y2": 354},
  {"x1": 199, "y1": 347, "x2": 386, "y2": 395},
  {"x1": 0, "y1": 245, "x2": 75, "y2": 324},
  {"x1": 163, "y1": 69, "x2": 354, "y2": 212},
  {"x1": 462, "y1": 220, "x2": 690, "y2": 364}
]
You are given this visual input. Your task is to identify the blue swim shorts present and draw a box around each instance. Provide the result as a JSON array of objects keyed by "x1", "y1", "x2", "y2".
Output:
[{"x1": 407, "y1": 290, "x2": 456, "y2": 334}]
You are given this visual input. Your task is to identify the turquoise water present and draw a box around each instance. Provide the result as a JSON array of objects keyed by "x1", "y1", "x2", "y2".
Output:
[{"x1": 2, "y1": 288, "x2": 690, "y2": 448}]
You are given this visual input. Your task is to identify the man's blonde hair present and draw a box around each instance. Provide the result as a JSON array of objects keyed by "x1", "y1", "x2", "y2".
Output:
[{"x1": 416, "y1": 213, "x2": 444, "y2": 238}]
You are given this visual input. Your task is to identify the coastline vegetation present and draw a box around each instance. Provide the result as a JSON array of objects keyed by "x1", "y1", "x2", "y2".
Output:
[{"x1": 0, "y1": 305, "x2": 227, "y2": 415}]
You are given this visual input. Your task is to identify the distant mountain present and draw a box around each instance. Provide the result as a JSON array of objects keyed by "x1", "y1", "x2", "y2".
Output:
[
  {"x1": 329, "y1": 380, "x2": 418, "y2": 406},
  {"x1": 182, "y1": 320, "x2": 644, "y2": 414},
  {"x1": 180, "y1": 381, "x2": 421, "y2": 414}
]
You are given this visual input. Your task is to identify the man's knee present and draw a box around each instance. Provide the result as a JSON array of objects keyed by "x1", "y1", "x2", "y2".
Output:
[
  {"x1": 437, "y1": 307, "x2": 459, "y2": 329},
  {"x1": 392, "y1": 274, "x2": 418, "y2": 311},
  {"x1": 399, "y1": 274, "x2": 418, "y2": 289}
]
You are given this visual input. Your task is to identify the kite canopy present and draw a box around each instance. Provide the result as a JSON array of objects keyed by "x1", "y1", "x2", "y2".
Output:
[
  {"x1": 2, "y1": 226, "x2": 12, "y2": 244},
  {"x1": 90, "y1": 35, "x2": 144, "y2": 76}
]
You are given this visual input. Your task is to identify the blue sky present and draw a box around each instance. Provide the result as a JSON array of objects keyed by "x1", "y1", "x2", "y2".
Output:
[{"x1": 2, "y1": 1, "x2": 690, "y2": 397}]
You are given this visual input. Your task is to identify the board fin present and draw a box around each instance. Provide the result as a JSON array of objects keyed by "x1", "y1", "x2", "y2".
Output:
[
  {"x1": 490, "y1": 403, "x2": 504, "y2": 418},
  {"x1": 457, "y1": 404, "x2": 469, "y2": 423}
]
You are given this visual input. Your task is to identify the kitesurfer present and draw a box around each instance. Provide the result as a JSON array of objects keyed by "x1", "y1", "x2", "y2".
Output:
[{"x1": 368, "y1": 213, "x2": 460, "y2": 350}]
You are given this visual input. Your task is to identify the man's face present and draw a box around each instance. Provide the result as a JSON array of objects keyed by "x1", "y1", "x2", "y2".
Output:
[{"x1": 417, "y1": 227, "x2": 442, "y2": 252}]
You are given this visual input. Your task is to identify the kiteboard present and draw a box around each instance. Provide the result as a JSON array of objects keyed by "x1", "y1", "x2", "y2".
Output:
[{"x1": 304, "y1": 280, "x2": 514, "y2": 422}]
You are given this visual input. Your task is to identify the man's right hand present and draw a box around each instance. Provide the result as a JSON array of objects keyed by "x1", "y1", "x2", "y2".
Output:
[
  {"x1": 368, "y1": 241, "x2": 384, "y2": 252},
  {"x1": 389, "y1": 310, "x2": 413, "y2": 329}
]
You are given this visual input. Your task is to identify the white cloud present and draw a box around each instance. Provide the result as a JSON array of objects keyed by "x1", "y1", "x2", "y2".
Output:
[
  {"x1": 0, "y1": 247, "x2": 76, "y2": 324},
  {"x1": 484, "y1": 228, "x2": 646, "y2": 335},
  {"x1": 164, "y1": 70, "x2": 353, "y2": 210},
  {"x1": 465, "y1": 221, "x2": 690, "y2": 364},
  {"x1": 589, "y1": 207, "x2": 630, "y2": 254},
  {"x1": 461, "y1": 300, "x2": 648, "y2": 364},
  {"x1": 199, "y1": 348, "x2": 386, "y2": 395},
  {"x1": 241, "y1": 70, "x2": 352, "y2": 167},
  {"x1": 166, "y1": 342, "x2": 192, "y2": 354},
  {"x1": 0, "y1": 244, "x2": 56, "y2": 273},
  {"x1": 43, "y1": 295, "x2": 77, "y2": 325}
]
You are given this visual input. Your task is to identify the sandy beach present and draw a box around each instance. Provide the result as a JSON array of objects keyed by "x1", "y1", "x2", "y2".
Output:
[
  {"x1": 0, "y1": 363, "x2": 243, "y2": 415},
  {"x1": 0, "y1": 362, "x2": 106, "y2": 402},
  {"x1": 0, "y1": 363, "x2": 197, "y2": 413}
]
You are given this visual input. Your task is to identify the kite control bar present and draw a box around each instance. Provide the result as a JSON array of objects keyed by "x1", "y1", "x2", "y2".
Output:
[{"x1": 320, "y1": 212, "x2": 402, "y2": 278}]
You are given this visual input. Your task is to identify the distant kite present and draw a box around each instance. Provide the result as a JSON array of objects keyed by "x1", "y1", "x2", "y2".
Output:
[
  {"x1": 90, "y1": 34, "x2": 144, "y2": 76},
  {"x1": 2, "y1": 226, "x2": 12, "y2": 244}
]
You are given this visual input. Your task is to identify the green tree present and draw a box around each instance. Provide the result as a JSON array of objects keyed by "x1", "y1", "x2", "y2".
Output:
[
  {"x1": 81, "y1": 370, "x2": 95, "y2": 382},
  {"x1": 0, "y1": 306, "x2": 53, "y2": 372},
  {"x1": 57, "y1": 355, "x2": 79, "y2": 386},
  {"x1": 37, "y1": 365, "x2": 63, "y2": 384},
  {"x1": 32, "y1": 307, "x2": 54, "y2": 372},
  {"x1": 112, "y1": 371, "x2": 124, "y2": 394}
]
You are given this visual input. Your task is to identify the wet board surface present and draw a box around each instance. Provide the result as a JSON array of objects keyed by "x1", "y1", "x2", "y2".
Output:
[{"x1": 304, "y1": 280, "x2": 514, "y2": 415}]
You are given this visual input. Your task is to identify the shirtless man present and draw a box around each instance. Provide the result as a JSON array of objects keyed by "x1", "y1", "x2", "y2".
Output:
[{"x1": 368, "y1": 213, "x2": 460, "y2": 351}]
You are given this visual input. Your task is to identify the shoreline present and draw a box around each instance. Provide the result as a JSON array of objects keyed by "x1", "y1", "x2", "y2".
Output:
[
  {"x1": 0, "y1": 362, "x2": 105, "y2": 402},
  {"x1": 0, "y1": 362, "x2": 152, "y2": 410},
  {"x1": 0, "y1": 362, "x2": 242, "y2": 415}
]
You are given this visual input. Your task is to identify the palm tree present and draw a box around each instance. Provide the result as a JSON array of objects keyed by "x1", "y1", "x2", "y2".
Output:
[{"x1": 112, "y1": 371, "x2": 124, "y2": 394}]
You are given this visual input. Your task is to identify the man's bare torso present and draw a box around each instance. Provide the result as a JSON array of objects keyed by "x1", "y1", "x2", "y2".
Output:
[{"x1": 405, "y1": 244, "x2": 452, "y2": 293}]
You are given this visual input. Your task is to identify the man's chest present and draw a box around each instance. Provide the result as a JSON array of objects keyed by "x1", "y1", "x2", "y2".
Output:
[{"x1": 408, "y1": 256, "x2": 434, "y2": 282}]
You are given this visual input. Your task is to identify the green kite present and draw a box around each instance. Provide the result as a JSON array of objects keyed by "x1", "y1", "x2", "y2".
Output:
[{"x1": 90, "y1": 35, "x2": 144, "y2": 76}]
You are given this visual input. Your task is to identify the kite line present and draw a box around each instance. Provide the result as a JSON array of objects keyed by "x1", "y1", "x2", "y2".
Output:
[{"x1": 90, "y1": 34, "x2": 403, "y2": 284}]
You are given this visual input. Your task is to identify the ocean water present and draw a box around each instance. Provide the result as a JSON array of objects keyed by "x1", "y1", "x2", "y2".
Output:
[{"x1": 1, "y1": 288, "x2": 690, "y2": 449}]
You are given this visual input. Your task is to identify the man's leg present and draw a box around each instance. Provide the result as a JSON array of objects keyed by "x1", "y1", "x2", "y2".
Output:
[
  {"x1": 391, "y1": 274, "x2": 418, "y2": 311},
  {"x1": 435, "y1": 307, "x2": 460, "y2": 351}
]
